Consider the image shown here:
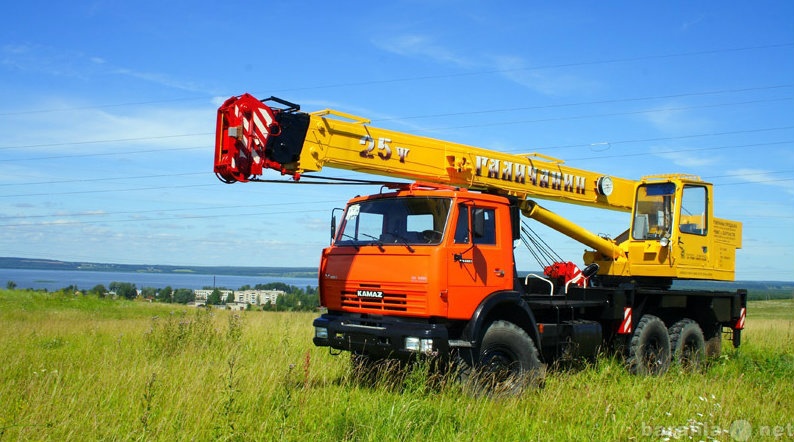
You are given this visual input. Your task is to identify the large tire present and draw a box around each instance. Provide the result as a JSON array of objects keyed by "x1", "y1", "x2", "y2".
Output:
[
  {"x1": 462, "y1": 320, "x2": 543, "y2": 396},
  {"x1": 703, "y1": 325, "x2": 722, "y2": 359},
  {"x1": 668, "y1": 319, "x2": 706, "y2": 371},
  {"x1": 627, "y1": 314, "x2": 671, "y2": 376}
]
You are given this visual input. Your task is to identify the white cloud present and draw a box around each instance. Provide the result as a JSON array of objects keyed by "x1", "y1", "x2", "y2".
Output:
[
  {"x1": 372, "y1": 35, "x2": 598, "y2": 96},
  {"x1": 2, "y1": 43, "x2": 209, "y2": 93},
  {"x1": 300, "y1": 216, "x2": 329, "y2": 233},
  {"x1": 0, "y1": 101, "x2": 214, "y2": 153},
  {"x1": 372, "y1": 34, "x2": 475, "y2": 69},
  {"x1": 112, "y1": 67, "x2": 208, "y2": 93},
  {"x1": 651, "y1": 146, "x2": 719, "y2": 168},
  {"x1": 728, "y1": 168, "x2": 794, "y2": 196},
  {"x1": 490, "y1": 55, "x2": 601, "y2": 97},
  {"x1": 1, "y1": 43, "x2": 93, "y2": 79},
  {"x1": 211, "y1": 96, "x2": 229, "y2": 107},
  {"x1": 680, "y1": 16, "x2": 704, "y2": 32},
  {"x1": 640, "y1": 102, "x2": 713, "y2": 134}
]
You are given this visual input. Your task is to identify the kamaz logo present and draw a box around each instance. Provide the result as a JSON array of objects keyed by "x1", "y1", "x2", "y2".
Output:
[{"x1": 356, "y1": 290, "x2": 383, "y2": 299}]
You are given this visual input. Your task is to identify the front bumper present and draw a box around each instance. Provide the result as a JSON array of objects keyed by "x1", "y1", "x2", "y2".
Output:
[{"x1": 313, "y1": 313, "x2": 450, "y2": 359}]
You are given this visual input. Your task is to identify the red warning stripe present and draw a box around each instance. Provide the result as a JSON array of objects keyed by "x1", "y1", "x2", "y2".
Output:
[
  {"x1": 735, "y1": 307, "x2": 746, "y2": 330},
  {"x1": 618, "y1": 307, "x2": 632, "y2": 334}
]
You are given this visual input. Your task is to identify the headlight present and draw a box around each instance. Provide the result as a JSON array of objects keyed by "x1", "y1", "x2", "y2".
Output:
[
  {"x1": 405, "y1": 337, "x2": 433, "y2": 353},
  {"x1": 315, "y1": 327, "x2": 328, "y2": 339}
]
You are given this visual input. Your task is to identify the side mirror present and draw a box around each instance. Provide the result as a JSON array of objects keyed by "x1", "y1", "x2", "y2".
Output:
[{"x1": 330, "y1": 208, "x2": 343, "y2": 244}]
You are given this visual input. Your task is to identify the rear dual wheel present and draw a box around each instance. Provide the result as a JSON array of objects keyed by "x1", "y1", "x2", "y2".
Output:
[
  {"x1": 627, "y1": 315, "x2": 671, "y2": 376},
  {"x1": 668, "y1": 318, "x2": 706, "y2": 371},
  {"x1": 627, "y1": 315, "x2": 707, "y2": 375}
]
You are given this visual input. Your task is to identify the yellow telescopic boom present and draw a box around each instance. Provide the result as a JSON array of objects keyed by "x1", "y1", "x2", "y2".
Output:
[
  {"x1": 214, "y1": 94, "x2": 741, "y2": 282},
  {"x1": 215, "y1": 94, "x2": 635, "y2": 212}
]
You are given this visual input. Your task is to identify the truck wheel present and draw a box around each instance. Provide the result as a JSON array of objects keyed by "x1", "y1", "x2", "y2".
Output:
[
  {"x1": 627, "y1": 314, "x2": 671, "y2": 376},
  {"x1": 466, "y1": 320, "x2": 543, "y2": 395},
  {"x1": 704, "y1": 331, "x2": 722, "y2": 359},
  {"x1": 668, "y1": 319, "x2": 705, "y2": 371}
]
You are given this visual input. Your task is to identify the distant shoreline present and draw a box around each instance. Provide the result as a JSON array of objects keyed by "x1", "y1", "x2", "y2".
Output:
[{"x1": 0, "y1": 257, "x2": 318, "y2": 279}]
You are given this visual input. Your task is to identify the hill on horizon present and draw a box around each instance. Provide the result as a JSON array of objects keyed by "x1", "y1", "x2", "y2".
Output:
[{"x1": 0, "y1": 257, "x2": 318, "y2": 278}]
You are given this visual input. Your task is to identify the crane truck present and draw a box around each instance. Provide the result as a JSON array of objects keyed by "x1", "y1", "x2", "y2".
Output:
[{"x1": 214, "y1": 94, "x2": 746, "y2": 392}]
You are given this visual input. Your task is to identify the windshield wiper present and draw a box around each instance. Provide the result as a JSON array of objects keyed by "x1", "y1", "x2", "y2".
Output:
[
  {"x1": 360, "y1": 233, "x2": 385, "y2": 252},
  {"x1": 340, "y1": 233, "x2": 360, "y2": 250},
  {"x1": 389, "y1": 232, "x2": 415, "y2": 253}
]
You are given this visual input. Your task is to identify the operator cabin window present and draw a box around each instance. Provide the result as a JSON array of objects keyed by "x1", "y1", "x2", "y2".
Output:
[
  {"x1": 633, "y1": 183, "x2": 675, "y2": 240},
  {"x1": 454, "y1": 205, "x2": 496, "y2": 245},
  {"x1": 679, "y1": 185, "x2": 707, "y2": 236}
]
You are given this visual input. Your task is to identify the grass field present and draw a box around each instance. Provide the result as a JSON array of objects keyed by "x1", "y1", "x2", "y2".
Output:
[{"x1": 1, "y1": 290, "x2": 791, "y2": 441}]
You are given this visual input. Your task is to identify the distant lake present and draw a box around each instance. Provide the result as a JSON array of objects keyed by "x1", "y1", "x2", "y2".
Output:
[{"x1": 0, "y1": 268, "x2": 317, "y2": 292}]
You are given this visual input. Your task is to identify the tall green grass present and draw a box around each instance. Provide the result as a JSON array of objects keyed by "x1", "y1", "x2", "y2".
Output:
[{"x1": 1, "y1": 289, "x2": 791, "y2": 440}]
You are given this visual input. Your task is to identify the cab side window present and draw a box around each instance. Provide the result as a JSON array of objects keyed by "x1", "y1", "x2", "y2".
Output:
[
  {"x1": 679, "y1": 185, "x2": 707, "y2": 236},
  {"x1": 473, "y1": 208, "x2": 496, "y2": 245},
  {"x1": 454, "y1": 205, "x2": 496, "y2": 245}
]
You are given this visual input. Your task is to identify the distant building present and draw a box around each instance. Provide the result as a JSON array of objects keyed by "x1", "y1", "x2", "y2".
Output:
[
  {"x1": 194, "y1": 289, "x2": 232, "y2": 304},
  {"x1": 235, "y1": 289, "x2": 282, "y2": 305},
  {"x1": 193, "y1": 289, "x2": 283, "y2": 306}
]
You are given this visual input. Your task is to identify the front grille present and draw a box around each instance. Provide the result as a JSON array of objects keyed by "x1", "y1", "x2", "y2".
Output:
[
  {"x1": 342, "y1": 292, "x2": 406, "y2": 311},
  {"x1": 340, "y1": 287, "x2": 426, "y2": 315}
]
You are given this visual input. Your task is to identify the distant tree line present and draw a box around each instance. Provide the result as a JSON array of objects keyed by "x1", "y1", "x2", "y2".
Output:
[{"x1": 3, "y1": 280, "x2": 321, "y2": 311}]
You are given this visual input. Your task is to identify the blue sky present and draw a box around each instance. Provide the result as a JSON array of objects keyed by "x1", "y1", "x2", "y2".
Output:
[{"x1": 1, "y1": 1, "x2": 792, "y2": 281}]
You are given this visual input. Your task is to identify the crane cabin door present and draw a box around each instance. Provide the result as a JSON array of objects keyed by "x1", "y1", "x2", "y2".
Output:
[
  {"x1": 445, "y1": 202, "x2": 513, "y2": 320},
  {"x1": 674, "y1": 184, "x2": 713, "y2": 278}
]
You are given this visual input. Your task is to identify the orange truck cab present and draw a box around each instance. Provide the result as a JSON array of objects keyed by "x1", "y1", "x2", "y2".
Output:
[{"x1": 314, "y1": 183, "x2": 523, "y2": 359}]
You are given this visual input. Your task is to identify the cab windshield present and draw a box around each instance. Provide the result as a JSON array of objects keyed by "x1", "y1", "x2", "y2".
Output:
[{"x1": 336, "y1": 197, "x2": 451, "y2": 246}]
